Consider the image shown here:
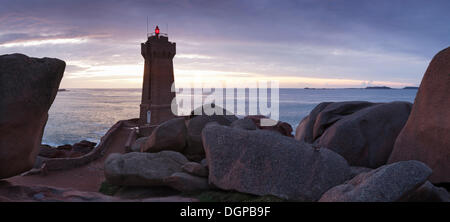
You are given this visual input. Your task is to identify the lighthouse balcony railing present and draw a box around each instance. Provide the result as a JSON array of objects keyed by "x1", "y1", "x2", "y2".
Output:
[{"x1": 147, "y1": 32, "x2": 168, "y2": 38}]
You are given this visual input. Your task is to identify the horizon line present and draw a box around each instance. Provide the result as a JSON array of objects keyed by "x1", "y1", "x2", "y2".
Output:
[{"x1": 59, "y1": 86, "x2": 419, "y2": 90}]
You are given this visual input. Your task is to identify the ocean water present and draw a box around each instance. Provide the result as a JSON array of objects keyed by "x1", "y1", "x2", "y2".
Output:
[{"x1": 42, "y1": 88, "x2": 418, "y2": 146}]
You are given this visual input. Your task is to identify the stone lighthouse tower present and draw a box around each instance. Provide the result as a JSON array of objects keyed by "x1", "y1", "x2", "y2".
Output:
[{"x1": 139, "y1": 26, "x2": 177, "y2": 126}]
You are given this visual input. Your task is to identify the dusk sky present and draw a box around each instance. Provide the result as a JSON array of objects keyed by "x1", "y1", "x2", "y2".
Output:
[{"x1": 0, "y1": 0, "x2": 449, "y2": 88}]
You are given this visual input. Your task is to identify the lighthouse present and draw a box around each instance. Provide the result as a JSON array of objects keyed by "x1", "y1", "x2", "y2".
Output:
[{"x1": 139, "y1": 26, "x2": 177, "y2": 126}]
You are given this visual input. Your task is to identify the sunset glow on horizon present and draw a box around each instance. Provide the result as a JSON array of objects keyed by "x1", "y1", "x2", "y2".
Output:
[{"x1": 1, "y1": 0, "x2": 448, "y2": 88}]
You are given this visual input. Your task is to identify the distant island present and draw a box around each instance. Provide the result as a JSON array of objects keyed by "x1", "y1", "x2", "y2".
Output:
[
  {"x1": 304, "y1": 87, "x2": 328, "y2": 90},
  {"x1": 365, "y1": 86, "x2": 392, "y2": 89},
  {"x1": 403, "y1": 86, "x2": 419, "y2": 89},
  {"x1": 58, "y1": 89, "x2": 68, "y2": 92},
  {"x1": 303, "y1": 86, "x2": 416, "y2": 90}
]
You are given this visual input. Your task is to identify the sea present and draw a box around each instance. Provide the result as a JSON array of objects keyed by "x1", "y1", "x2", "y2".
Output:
[{"x1": 42, "y1": 88, "x2": 418, "y2": 146}]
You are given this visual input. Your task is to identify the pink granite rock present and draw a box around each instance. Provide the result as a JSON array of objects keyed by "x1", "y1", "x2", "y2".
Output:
[
  {"x1": 0, "y1": 54, "x2": 65, "y2": 179},
  {"x1": 202, "y1": 124, "x2": 350, "y2": 201},
  {"x1": 388, "y1": 47, "x2": 450, "y2": 183}
]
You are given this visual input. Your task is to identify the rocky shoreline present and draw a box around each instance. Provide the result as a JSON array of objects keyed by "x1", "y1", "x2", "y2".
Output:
[{"x1": 0, "y1": 48, "x2": 449, "y2": 202}]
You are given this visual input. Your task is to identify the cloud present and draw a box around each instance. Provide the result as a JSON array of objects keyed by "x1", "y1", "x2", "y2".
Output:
[
  {"x1": 65, "y1": 64, "x2": 90, "y2": 74},
  {"x1": 177, "y1": 53, "x2": 213, "y2": 59},
  {"x1": 0, "y1": 0, "x2": 448, "y2": 88}
]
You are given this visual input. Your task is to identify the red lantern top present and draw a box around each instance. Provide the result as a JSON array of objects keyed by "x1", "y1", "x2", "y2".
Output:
[{"x1": 155, "y1": 26, "x2": 160, "y2": 34}]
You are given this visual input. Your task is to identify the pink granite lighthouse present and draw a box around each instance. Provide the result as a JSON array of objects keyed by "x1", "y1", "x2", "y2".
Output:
[{"x1": 139, "y1": 26, "x2": 177, "y2": 127}]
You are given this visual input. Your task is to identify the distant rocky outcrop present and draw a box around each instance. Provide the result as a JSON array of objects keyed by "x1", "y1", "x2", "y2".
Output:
[
  {"x1": 295, "y1": 101, "x2": 412, "y2": 168},
  {"x1": 388, "y1": 47, "x2": 450, "y2": 184},
  {"x1": 403, "y1": 86, "x2": 419, "y2": 89},
  {"x1": 319, "y1": 160, "x2": 432, "y2": 202},
  {"x1": 38, "y1": 145, "x2": 83, "y2": 159},
  {"x1": 71, "y1": 140, "x2": 97, "y2": 154},
  {"x1": 37, "y1": 140, "x2": 97, "y2": 159},
  {"x1": 365, "y1": 86, "x2": 391, "y2": 89},
  {"x1": 202, "y1": 124, "x2": 350, "y2": 201},
  {"x1": 0, "y1": 54, "x2": 65, "y2": 179}
]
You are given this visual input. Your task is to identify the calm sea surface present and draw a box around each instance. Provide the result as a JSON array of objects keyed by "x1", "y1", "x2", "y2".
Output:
[{"x1": 42, "y1": 88, "x2": 418, "y2": 146}]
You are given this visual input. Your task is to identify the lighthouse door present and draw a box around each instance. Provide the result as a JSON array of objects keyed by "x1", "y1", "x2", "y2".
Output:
[{"x1": 147, "y1": 110, "x2": 151, "y2": 124}]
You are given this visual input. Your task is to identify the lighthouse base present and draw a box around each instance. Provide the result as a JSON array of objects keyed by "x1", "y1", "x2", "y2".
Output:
[{"x1": 139, "y1": 103, "x2": 177, "y2": 126}]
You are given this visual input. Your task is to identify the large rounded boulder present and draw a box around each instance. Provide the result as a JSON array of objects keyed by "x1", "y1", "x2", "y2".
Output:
[
  {"x1": 388, "y1": 47, "x2": 450, "y2": 183},
  {"x1": 319, "y1": 160, "x2": 432, "y2": 202},
  {"x1": 189, "y1": 103, "x2": 238, "y2": 123},
  {"x1": 202, "y1": 124, "x2": 350, "y2": 201},
  {"x1": 0, "y1": 54, "x2": 65, "y2": 179},
  {"x1": 295, "y1": 101, "x2": 412, "y2": 168},
  {"x1": 104, "y1": 151, "x2": 189, "y2": 186},
  {"x1": 296, "y1": 101, "x2": 373, "y2": 143},
  {"x1": 141, "y1": 117, "x2": 187, "y2": 153},
  {"x1": 400, "y1": 181, "x2": 450, "y2": 202},
  {"x1": 184, "y1": 104, "x2": 238, "y2": 160}
]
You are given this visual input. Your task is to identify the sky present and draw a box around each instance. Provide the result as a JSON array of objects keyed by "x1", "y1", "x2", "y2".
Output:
[{"x1": 0, "y1": 0, "x2": 449, "y2": 88}]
